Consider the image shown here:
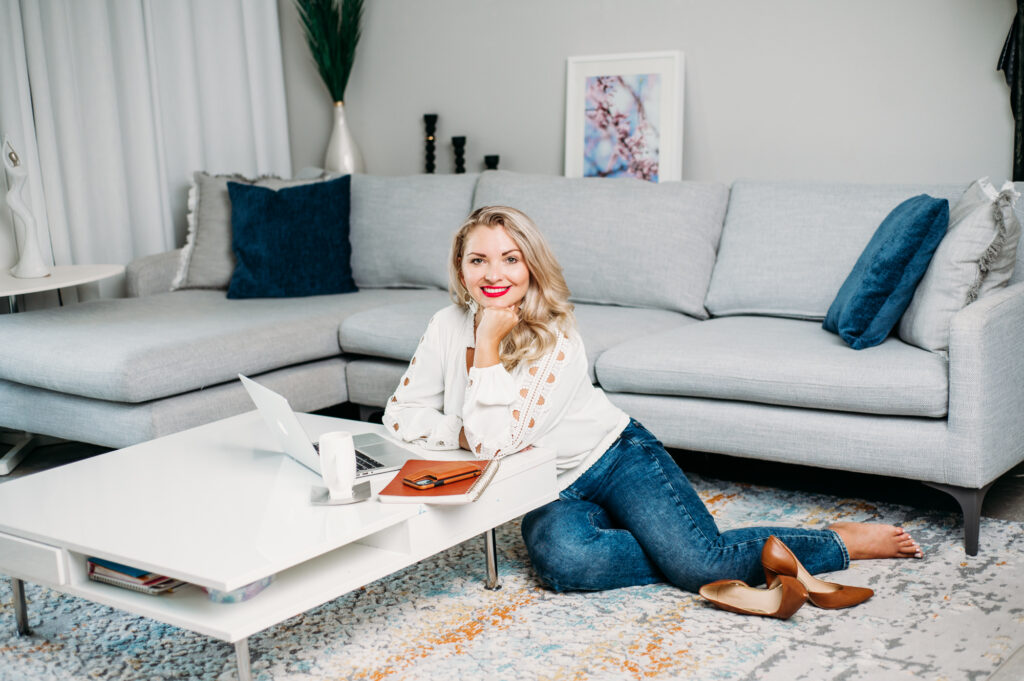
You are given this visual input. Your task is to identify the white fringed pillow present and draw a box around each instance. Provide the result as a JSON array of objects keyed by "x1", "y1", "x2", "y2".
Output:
[
  {"x1": 898, "y1": 178, "x2": 1021, "y2": 352},
  {"x1": 171, "y1": 171, "x2": 331, "y2": 290}
]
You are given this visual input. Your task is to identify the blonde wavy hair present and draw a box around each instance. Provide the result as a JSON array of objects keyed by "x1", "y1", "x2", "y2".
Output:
[{"x1": 449, "y1": 206, "x2": 575, "y2": 370}]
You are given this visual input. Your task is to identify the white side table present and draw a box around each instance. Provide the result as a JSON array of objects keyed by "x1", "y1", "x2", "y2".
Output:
[
  {"x1": 0, "y1": 263, "x2": 124, "y2": 473},
  {"x1": 1, "y1": 263, "x2": 124, "y2": 313}
]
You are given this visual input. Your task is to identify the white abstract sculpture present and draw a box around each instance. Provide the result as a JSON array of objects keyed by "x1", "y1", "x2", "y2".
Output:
[{"x1": 2, "y1": 136, "x2": 51, "y2": 278}]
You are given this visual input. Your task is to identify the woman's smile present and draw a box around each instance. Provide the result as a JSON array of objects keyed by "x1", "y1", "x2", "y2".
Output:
[{"x1": 482, "y1": 285, "x2": 511, "y2": 297}]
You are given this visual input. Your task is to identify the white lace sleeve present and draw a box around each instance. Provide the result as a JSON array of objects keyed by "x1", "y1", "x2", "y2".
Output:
[
  {"x1": 382, "y1": 315, "x2": 462, "y2": 450},
  {"x1": 462, "y1": 333, "x2": 581, "y2": 459}
]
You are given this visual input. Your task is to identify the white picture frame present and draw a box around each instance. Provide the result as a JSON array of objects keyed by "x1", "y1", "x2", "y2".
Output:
[{"x1": 564, "y1": 51, "x2": 684, "y2": 183}]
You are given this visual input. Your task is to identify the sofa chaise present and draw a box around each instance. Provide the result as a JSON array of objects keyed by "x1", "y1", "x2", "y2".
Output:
[{"x1": 2, "y1": 170, "x2": 1021, "y2": 556}]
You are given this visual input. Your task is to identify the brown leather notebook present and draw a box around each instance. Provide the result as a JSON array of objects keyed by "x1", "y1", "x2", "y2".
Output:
[{"x1": 378, "y1": 459, "x2": 499, "y2": 505}]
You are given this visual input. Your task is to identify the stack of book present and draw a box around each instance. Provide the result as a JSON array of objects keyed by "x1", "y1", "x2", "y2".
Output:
[{"x1": 87, "y1": 557, "x2": 185, "y2": 595}]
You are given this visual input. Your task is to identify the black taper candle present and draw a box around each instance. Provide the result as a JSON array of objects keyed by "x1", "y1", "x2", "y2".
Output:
[
  {"x1": 452, "y1": 136, "x2": 466, "y2": 174},
  {"x1": 424, "y1": 114, "x2": 438, "y2": 174}
]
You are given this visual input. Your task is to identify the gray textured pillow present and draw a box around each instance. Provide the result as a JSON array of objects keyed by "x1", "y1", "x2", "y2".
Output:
[
  {"x1": 171, "y1": 171, "x2": 330, "y2": 290},
  {"x1": 348, "y1": 173, "x2": 479, "y2": 289},
  {"x1": 899, "y1": 179, "x2": 1021, "y2": 352},
  {"x1": 472, "y1": 171, "x2": 729, "y2": 317}
]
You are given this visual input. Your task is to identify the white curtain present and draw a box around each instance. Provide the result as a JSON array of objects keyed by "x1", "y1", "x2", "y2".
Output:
[{"x1": 0, "y1": 0, "x2": 291, "y2": 269}]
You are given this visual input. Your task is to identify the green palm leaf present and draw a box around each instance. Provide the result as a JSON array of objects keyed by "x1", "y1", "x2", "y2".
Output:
[{"x1": 295, "y1": 0, "x2": 364, "y2": 103}]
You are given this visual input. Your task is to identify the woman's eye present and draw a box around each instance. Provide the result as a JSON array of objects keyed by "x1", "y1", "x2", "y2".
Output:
[
  {"x1": 505, "y1": 257, "x2": 518, "y2": 264},
  {"x1": 469, "y1": 258, "x2": 484, "y2": 265}
]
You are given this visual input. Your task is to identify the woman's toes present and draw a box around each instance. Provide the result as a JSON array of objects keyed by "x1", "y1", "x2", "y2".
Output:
[{"x1": 898, "y1": 535, "x2": 923, "y2": 557}]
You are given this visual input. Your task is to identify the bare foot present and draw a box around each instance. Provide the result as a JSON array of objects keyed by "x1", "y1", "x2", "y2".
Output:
[{"x1": 828, "y1": 522, "x2": 923, "y2": 560}]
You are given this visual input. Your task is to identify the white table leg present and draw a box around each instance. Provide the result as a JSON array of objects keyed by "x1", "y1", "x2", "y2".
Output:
[
  {"x1": 484, "y1": 528, "x2": 501, "y2": 590},
  {"x1": 12, "y1": 578, "x2": 29, "y2": 635},
  {"x1": 0, "y1": 432, "x2": 39, "y2": 475},
  {"x1": 235, "y1": 639, "x2": 252, "y2": 681}
]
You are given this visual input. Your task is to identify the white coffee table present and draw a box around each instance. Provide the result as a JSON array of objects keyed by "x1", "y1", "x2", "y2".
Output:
[{"x1": 0, "y1": 412, "x2": 557, "y2": 680}]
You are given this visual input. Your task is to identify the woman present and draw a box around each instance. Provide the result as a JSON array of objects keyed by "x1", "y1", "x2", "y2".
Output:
[{"x1": 383, "y1": 206, "x2": 921, "y2": 617}]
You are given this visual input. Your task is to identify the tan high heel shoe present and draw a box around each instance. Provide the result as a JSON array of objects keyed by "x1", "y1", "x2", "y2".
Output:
[
  {"x1": 761, "y1": 535, "x2": 873, "y2": 609},
  {"x1": 698, "y1": 574, "x2": 808, "y2": 620}
]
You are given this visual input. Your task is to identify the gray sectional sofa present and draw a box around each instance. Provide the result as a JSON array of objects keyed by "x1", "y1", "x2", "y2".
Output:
[{"x1": 2, "y1": 170, "x2": 1022, "y2": 556}]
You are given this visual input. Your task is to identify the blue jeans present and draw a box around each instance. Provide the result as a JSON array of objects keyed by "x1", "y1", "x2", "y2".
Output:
[{"x1": 521, "y1": 420, "x2": 849, "y2": 593}]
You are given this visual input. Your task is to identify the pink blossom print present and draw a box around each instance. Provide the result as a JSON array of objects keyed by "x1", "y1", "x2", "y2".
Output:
[{"x1": 583, "y1": 74, "x2": 661, "y2": 182}]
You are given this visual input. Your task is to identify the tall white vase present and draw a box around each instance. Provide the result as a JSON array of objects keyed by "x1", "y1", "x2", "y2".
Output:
[
  {"x1": 324, "y1": 101, "x2": 364, "y2": 175},
  {"x1": 2, "y1": 137, "x2": 51, "y2": 279}
]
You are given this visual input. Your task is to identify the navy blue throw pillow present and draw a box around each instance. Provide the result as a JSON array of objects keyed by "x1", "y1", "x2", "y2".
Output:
[
  {"x1": 823, "y1": 195, "x2": 949, "y2": 350},
  {"x1": 226, "y1": 175, "x2": 357, "y2": 299}
]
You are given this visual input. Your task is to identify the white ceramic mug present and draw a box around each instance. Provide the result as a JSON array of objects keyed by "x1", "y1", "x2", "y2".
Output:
[{"x1": 319, "y1": 431, "x2": 356, "y2": 500}]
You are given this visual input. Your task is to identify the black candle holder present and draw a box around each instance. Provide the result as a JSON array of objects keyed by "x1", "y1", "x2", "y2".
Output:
[
  {"x1": 424, "y1": 114, "x2": 438, "y2": 174},
  {"x1": 484, "y1": 155, "x2": 499, "y2": 171},
  {"x1": 452, "y1": 136, "x2": 466, "y2": 174}
]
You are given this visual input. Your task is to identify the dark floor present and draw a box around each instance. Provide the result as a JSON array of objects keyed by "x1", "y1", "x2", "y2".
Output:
[{"x1": 4, "y1": 417, "x2": 1023, "y2": 526}]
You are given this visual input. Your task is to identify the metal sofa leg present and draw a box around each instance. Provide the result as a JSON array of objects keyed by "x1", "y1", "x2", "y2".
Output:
[{"x1": 923, "y1": 481, "x2": 995, "y2": 556}]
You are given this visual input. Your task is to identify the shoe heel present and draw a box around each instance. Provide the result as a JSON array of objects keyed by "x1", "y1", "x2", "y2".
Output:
[{"x1": 761, "y1": 535, "x2": 873, "y2": 609}]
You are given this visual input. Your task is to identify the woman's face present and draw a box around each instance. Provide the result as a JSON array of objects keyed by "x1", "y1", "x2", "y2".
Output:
[{"x1": 460, "y1": 225, "x2": 530, "y2": 312}]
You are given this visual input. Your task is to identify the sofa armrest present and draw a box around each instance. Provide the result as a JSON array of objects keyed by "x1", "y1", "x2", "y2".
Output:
[
  {"x1": 946, "y1": 280, "x2": 1024, "y2": 487},
  {"x1": 125, "y1": 249, "x2": 183, "y2": 297}
]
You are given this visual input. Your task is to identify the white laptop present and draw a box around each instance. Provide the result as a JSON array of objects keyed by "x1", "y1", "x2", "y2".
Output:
[{"x1": 239, "y1": 374, "x2": 423, "y2": 477}]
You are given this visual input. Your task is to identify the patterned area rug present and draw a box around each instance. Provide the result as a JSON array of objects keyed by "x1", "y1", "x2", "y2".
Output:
[{"x1": 1, "y1": 472, "x2": 1021, "y2": 681}]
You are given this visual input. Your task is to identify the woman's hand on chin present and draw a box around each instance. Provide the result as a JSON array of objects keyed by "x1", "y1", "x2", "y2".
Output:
[
  {"x1": 475, "y1": 305, "x2": 519, "y2": 346},
  {"x1": 473, "y1": 305, "x2": 519, "y2": 368}
]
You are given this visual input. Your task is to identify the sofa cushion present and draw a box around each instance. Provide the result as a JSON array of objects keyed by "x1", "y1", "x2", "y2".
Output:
[
  {"x1": 595, "y1": 316, "x2": 949, "y2": 417},
  {"x1": 572, "y1": 305, "x2": 696, "y2": 381},
  {"x1": 0, "y1": 288, "x2": 445, "y2": 403},
  {"x1": 340, "y1": 296, "x2": 694, "y2": 383},
  {"x1": 0, "y1": 359, "x2": 348, "y2": 449},
  {"x1": 338, "y1": 291, "x2": 453, "y2": 360},
  {"x1": 348, "y1": 173, "x2": 478, "y2": 289},
  {"x1": 345, "y1": 358, "x2": 409, "y2": 409},
  {"x1": 900, "y1": 179, "x2": 1022, "y2": 352},
  {"x1": 472, "y1": 171, "x2": 729, "y2": 317},
  {"x1": 171, "y1": 171, "x2": 332, "y2": 291},
  {"x1": 705, "y1": 181, "x2": 967, "y2": 320},
  {"x1": 822, "y1": 194, "x2": 949, "y2": 350}
]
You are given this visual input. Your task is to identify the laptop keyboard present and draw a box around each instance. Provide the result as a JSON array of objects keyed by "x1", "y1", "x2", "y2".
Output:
[
  {"x1": 313, "y1": 442, "x2": 386, "y2": 472},
  {"x1": 355, "y1": 451, "x2": 385, "y2": 471}
]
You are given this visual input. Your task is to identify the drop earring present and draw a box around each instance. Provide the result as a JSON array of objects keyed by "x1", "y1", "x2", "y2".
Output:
[{"x1": 465, "y1": 293, "x2": 479, "y2": 315}]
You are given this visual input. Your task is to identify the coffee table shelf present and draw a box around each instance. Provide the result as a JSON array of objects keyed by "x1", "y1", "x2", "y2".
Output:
[{"x1": 59, "y1": 539, "x2": 416, "y2": 642}]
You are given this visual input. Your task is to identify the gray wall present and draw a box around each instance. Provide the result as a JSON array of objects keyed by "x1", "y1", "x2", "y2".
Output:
[{"x1": 279, "y1": 0, "x2": 1017, "y2": 183}]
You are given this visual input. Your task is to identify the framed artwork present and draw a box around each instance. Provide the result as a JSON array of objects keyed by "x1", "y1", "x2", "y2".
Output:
[{"x1": 564, "y1": 51, "x2": 684, "y2": 183}]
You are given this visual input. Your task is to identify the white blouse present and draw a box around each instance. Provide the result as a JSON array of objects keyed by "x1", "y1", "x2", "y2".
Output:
[{"x1": 382, "y1": 304, "x2": 630, "y2": 490}]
